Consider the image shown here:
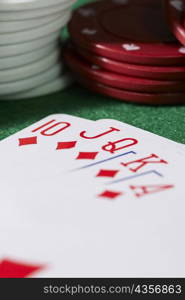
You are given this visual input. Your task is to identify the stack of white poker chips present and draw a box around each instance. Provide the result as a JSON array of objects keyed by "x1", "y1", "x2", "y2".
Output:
[{"x1": 0, "y1": 0, "x2": 76, "y2": 100}]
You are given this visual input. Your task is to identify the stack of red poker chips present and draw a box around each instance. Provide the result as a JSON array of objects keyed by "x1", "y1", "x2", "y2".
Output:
[{"x1": 64, "y1": 0, "x2": 185, "y2": 105}]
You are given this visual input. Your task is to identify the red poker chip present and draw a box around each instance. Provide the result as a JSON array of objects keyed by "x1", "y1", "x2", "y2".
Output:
[
  {"x1": 166, "y1": 0, "x2": 185, "y2": 46},
  {"x1": 68, "y1": 0, "x2": 185, "y2": 66},
  {"x1": 77, "y1": 76, "x2": 185, "y2": 105},
  {"x1": 77, "y1": 43, "x2": 185, "y2": 81},
  {"x1": 64, "y1": 44, "x2": 185, "y2": 93}
]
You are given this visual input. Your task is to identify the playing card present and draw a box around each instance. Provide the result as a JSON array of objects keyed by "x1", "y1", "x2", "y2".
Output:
[
  {"x1": 1, "y1": 116, "x2": 184, "y2": 228},
  {"x1": 1, "y1": 116, "x2": 185, "y2": 277}
]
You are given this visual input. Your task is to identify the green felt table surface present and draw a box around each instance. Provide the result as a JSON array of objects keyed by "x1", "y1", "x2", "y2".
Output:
[{"x1": 0, "y1": 0, "x2": 185, "y2": 143}]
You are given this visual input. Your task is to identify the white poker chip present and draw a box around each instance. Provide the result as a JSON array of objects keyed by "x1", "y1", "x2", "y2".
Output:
[
  {"x1": 0, "y1": 0, "x2": 76, "y2": 11},
  {"x1": 0, "y1": 49, "x2": 62, "y2": 83},
  {"x1": 0, "y1": 31, "x2": 60, "y2": 58},
  {"x1": 0, "y1": 0, "x2": 75, "y2": 20},
  {"x1": 0, "y1": 13, "x2": 70, "y2": 45},
  {"x1": 0, "y1": 12, "x2": 65, "y2": 33},
  {"x1": 0, "y1": 42, "x2": 58, "y2": 70},
  {"x1": 0, "y1": 62, "x2": 64, "y2": 96},
  {"x1": 2, "y1": 73, "x2": 74, "y2": 99}
]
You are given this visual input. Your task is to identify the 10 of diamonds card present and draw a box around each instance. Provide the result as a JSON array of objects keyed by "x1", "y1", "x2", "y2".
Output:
[{"x1": 0, "y1": 114, "x2": 184, "y2": 278}]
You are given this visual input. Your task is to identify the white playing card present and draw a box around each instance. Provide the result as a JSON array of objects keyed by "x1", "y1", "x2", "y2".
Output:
[
  {"x1": 1, "y1": 116, "x2": 184, "y2": 227},
  {"x1": 0, "y1": 115, "x2": 185, "y2": 277}
]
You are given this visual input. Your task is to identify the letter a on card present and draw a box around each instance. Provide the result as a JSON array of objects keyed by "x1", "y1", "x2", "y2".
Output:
[{"x1": 130, "y1": 184, "x2": 174, "y2": 198}]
